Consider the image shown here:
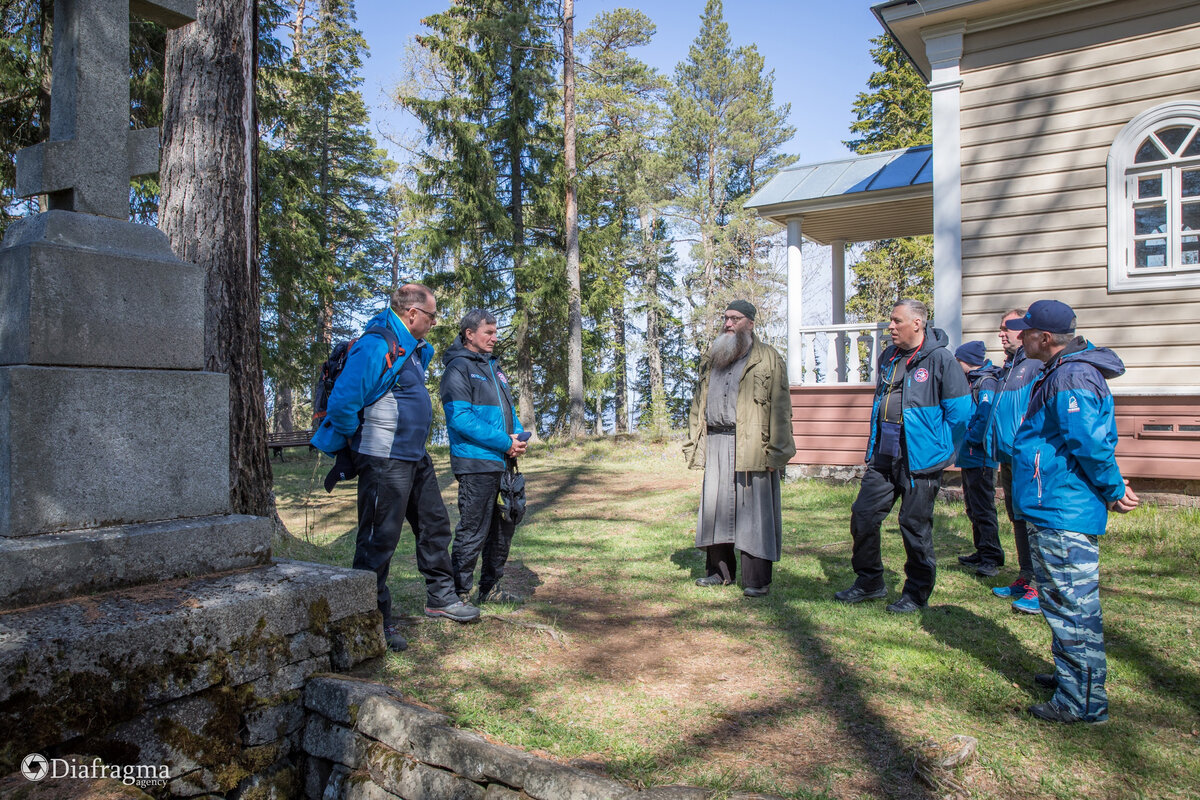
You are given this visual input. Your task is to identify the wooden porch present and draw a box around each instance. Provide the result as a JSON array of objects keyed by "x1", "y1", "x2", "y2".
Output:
[{"x1": 789, "y1": 385, "x2": 1200, "y2": 481}]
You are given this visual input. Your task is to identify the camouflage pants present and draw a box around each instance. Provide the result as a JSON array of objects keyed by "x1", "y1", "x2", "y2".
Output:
[{"x1": 1028, "y1": 523, "x2": 1108, "y2": 721}]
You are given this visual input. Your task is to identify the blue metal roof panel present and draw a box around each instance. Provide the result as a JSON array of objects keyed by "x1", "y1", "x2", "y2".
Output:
[{"x1": 745, "y1": 144, "x2": 933, "y2": 210}]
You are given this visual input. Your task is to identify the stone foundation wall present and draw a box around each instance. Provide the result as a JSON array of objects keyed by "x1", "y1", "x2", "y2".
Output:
[
  {"x1": 302, "y1": 676, "x2": 782, "y2": 800},
  {"x1": 0, "y1": 561, "x2": 382, "y2": 798}
]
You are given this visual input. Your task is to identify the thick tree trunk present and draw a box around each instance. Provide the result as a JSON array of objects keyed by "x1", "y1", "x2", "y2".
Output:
[
  {"x1": 160, "y1": 0, "x2": 274, "y2": 517},
  {"x1": 563, "y1": 0, "x2": 585, "y2": 438}
]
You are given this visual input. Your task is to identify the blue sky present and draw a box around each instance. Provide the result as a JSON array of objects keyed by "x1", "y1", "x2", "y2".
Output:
[{"x1": 350, "y1": 1, "x2": 886, "y2": 168}]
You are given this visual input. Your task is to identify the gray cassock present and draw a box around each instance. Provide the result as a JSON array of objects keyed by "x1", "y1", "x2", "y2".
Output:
[{"x1": 695, "y1": 352, "x2": 783, "y2": 561}]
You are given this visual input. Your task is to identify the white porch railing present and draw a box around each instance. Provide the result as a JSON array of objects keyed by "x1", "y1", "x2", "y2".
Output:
[{"x1": 796, "y1": 322, "x2": 890, "y2": 385}]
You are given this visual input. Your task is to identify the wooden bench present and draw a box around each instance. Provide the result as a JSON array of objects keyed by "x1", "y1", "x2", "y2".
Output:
[{"x1": 267, "y1": 429, "x2": 315, "y2": 461}]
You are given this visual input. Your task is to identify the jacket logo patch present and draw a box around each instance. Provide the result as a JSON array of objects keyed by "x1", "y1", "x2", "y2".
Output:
[
  {"x1": 913, "y1": 368, "x2": 929, "y2": 383},
  {"x1": 497, "y1": 371, "x2": 509, "y2": 384},
  {"x1": 1067, "y1": 395, "x2": 1080, "y2": 413},
  {"x1": 470, "y1": 374, "x2": 490, "y2": 382}
]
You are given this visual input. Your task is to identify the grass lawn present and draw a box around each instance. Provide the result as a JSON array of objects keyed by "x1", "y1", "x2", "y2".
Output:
[{"x1": 273, "y1": 436, "x2": 1200, "y2": 800}]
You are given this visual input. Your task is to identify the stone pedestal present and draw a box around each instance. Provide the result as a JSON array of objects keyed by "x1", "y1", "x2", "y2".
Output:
[{"x1": 0, "y1": 561, "x2": 383, "y2": 794}]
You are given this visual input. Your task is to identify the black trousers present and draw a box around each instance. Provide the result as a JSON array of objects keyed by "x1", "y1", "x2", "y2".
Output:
[
  {"x1": 999, "y1": 462, "x2": 1033, "y2": 578},
  {"x1": 962, "y1": 466, "x2": 1003, "y2": 566},
  {"x1": 352, "y1": 452, "x2": 457, "y2": 625},
  {"x1": 849, "y1": 454, "x2": 940, "y2": 605},
  {"x1": 451, "y1": 471, "x2": 517, "y2": 597},
  {"x1": 704, "y1": 543, "x2": 773, "y2": 589}
]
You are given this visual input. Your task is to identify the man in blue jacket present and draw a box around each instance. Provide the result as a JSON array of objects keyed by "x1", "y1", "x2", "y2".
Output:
[
  {"x1": 440, "y1": 309, "x2": 528, "y2": 605},
  {"x1": 312, "y1": 284, "x2": 480, "y2": 653},
  {"x1": 982, "y1": 309, "x2": 1044, "y2": 613},
  {"x1": 835, "y1": 299, "x2": 972, "y2": 613},
  {"x1": 953, "y1": 341, "x2": 1003, "y2": 576},
  {"x1": 1008, "y1": 300, "x2": 1138, "y2": 724}
]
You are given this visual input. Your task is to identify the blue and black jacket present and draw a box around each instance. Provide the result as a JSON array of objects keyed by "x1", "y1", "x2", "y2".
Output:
[
  {"x1": 957, "y1": 361, "x2": 1001, "y2": 469},
  {"x1": 310, "y1": 307, "x2": 433, "y2": 459},
  {"x1": 1011, "y1": 339, "x2": 1126, "y2": 537},
  {"x1": 864, "y1": 327, "x2": 973, "y2": 475},
  {"x1": 440, "y1": 337, "x2": 524, "y2": 474},
  {"x1": 982, "y1": 347, "x2": 1042, "y2": 465}
]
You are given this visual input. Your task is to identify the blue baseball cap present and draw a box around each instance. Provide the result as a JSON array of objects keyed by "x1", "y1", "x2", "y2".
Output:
[{"x1": 1004, "y1": 299, "x2": 1076, "y2": 334}]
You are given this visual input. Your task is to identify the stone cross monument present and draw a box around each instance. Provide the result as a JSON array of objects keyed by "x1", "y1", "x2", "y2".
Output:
[
  {"x1": 0, "y1": 0, "x2": 270, "y2": 604},
  {"x1": 0, "y1": 5, "x2": 380, "y2": 790}
]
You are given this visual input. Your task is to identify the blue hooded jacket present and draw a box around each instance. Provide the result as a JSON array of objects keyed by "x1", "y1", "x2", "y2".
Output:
[
  {"x1": 1011, "y1": 339, "x2": 1126, "y2": 537},
  {"x1": 957, "y1": 360, "x2": 1001, "y2": 469},
  {"x1": 439, "y1": 336, "x2": 524, "y2": 474},
  {"x1": 310, "y1": 307, "x2": 433, "y2": 458},
  {"x1": 864, "y1": 327, "x2": 973, "y2": 475},
  {"x1": 982, "y1": 347, "x2": 1043, "y2": 465}
]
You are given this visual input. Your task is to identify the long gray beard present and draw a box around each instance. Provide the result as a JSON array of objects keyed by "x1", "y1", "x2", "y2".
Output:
[{"x1": 708, "y1": 330, "x2": 751, "y2": 370}]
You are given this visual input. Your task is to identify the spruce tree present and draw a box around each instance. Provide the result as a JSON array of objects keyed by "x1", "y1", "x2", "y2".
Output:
[
  {"x1": 844, "y1": 34, "x2": 933, "y2": 322},
  {"x1": 258, "y1": 0, "x2": 391, "y2": 429},
  {"x1": 399, "y1": 0, "x2": 560, "y2": 436}
]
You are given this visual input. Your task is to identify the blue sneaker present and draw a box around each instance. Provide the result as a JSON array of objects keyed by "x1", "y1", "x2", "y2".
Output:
[
  {"x1": 1011, "y1": 585, "x2": 1040, "y2": 615},
  {"x1": 992, "y1": 576, "x2": 1029, "y2": 598}
]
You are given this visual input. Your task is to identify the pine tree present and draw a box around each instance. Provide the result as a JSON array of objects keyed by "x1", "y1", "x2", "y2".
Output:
[
  {"x1": 576, "y1": 8, "x2": 667, "y2": 434},
  {"x1": 666, "y1": 0, "x2": 793, "y2": 354},
  {"x1": 844, "y1": 34, "x2": 933, "y2": 322},
  {"x1": 399, "y1": 0, "x2": 560, "y2": 437},
  {"x1": 160, "y1": 0, "x2": 274, "y2": 517},
  {"x1": 258, "y1": 0, "x2": 391, "y2": 430}
]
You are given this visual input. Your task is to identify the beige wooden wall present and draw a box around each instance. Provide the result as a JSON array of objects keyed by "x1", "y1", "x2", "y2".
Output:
[{"x1": 958, "y1": 0, "x2": 1200, "y2": 390}]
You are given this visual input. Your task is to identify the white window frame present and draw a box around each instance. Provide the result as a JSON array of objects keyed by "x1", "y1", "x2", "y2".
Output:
[{"x1": 1107, "y1": 101, "x2": 1200, "y2": 292}]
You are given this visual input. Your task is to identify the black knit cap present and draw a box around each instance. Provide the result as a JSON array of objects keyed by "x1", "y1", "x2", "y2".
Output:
[{"x1": 726, "y1": 299, "x2": 757, "y2": 321}]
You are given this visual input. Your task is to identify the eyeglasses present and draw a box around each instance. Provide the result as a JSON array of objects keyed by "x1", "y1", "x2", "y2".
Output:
[
  {"x1": 723, "y1": 314, "x2": 747, "y2": 323},
  {"x1": 409, "y1": 306, "x2": 437, "y2": 322}
]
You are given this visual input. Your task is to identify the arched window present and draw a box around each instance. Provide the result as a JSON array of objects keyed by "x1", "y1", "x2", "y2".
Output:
[{"x1": 1107, "y1": 101, "x2": 1200, "y2": 291}]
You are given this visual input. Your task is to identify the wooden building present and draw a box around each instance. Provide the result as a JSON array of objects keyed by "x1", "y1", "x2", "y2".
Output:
[{"x1": 747, "y1": 0, "x2": 1200, "y2": 483}]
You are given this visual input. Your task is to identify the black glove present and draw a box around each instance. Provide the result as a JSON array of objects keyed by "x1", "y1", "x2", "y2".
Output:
[{"x1": 324, "y1": 448, "x2": 358, "y2": 493}]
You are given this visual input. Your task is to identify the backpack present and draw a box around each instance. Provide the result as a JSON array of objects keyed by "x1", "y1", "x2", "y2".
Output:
[{"x1": 312, "y1": 325, "x2": 404, "y2": 425}]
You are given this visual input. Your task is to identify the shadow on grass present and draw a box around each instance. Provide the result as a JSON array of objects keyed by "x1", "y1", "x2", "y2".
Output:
[
  {"x1": 1106, "y1": 621, "x2": 1200, "y2": 719},
  {"x1": 920, "y1": 604, "x2": 1034, "y2": 688}
]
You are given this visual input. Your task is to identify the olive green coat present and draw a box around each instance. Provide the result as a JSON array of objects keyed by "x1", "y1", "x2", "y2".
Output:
[{"x1": 683, "y1": 338, "x2": 795, "y2": 472}]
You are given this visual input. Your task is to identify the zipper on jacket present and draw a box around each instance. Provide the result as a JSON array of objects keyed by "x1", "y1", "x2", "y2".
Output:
[
  {"x1": 1034, "y1": 450, "x2": 1043, "y2": 504},
  {"x1": 489, "y1": 362, "x2": 510, "y2": 435}
]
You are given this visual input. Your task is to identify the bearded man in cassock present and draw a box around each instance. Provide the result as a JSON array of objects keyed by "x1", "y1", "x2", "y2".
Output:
[{"x1": 683, "y1": 300, "x2": 795, "y2": 597}]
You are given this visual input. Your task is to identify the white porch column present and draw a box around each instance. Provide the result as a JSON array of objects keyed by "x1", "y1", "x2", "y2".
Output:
[
  {"x1": 831, "y1": 240, "x2": 846, "y2": 325},
  {"x1": 786, "y1": 218, "x2": 803, "y2": 384},
  {"x1": 831, "y1": 240, "x2": 846, "y2": 380},
  {"x1": 924, "y1": 25, "x2": 965, "y2": 347}
]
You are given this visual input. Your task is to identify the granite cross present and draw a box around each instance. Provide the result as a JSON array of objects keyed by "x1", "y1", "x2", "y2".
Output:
[{"x1": 15, "y1": 0, "x2": 197, "y2": 220}]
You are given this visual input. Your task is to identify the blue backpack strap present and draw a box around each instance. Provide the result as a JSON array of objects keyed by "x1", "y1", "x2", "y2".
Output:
[{"x1": 361, "y1": 325, "x2": 407, "y2": 407}]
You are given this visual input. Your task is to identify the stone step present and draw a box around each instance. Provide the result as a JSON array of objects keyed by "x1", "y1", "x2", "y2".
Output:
[
  {"x1": 0, "y1": 559, "x2": 380, "y2": 776},
  {"x1": 0, "y1": 513, "x2": 271, "y2": 609}
]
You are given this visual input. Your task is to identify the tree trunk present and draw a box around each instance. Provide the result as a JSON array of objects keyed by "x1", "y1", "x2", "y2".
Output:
[
  {"x1": 640, "y1": 208, "x2": 667, "y2": 436},
  {"x1": 511, "y1": 38, "x2": 537, "y2": 441},
  {"x1": 274, "y1": 384, "x2": 294, "y2": 433},
  {"x1": 612, "y1": 299, "x2": 627, "y2": 434},
  {"x1": 160, "y1": 0, "x2": 274, "y2": 517},
  {"x1": 563, "y1": 0, "x2": 585, "y2": 438}
]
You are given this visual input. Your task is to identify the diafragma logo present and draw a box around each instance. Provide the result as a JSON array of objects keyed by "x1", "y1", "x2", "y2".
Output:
[{"x1": 20, "y1": 754, "x2": 170, "y2": 787}]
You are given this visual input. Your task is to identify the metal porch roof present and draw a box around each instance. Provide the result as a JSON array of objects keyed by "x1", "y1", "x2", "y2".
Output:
[{"x1": 746, "y1": 145, "x2": 933, "y2": 245}]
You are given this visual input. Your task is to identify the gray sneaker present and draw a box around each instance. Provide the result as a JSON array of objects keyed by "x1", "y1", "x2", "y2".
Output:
[{"x1": 424, "y1": 600, "x2": 481, "y2": 622}]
